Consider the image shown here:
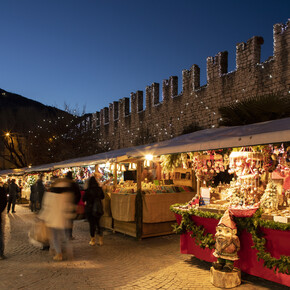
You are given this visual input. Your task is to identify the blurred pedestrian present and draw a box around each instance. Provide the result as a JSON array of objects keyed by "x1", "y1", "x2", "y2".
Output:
[
  {"x1": 18, "y1": 179, "x2": 23, "y2": 201},
  {"x1": 38, "y1": 177, "x2": 76, "y2": 261},
  {"x1": 65, "y1": 171, "x2": 81, "y2": 240},
  {"x1": 83, "y1": 171, "x2": 105, "y2": 246},
  {"x1": 36, "y1": 175, "x2": 45, "y2": 210},
  {"x1": 3, "y1": 179, "x2": 10, "y2": 194},
  {"x1": 7, "y1": 179, "x2": 20, "y2": 213},
  {"x1": 30, "y1": 182, "x2": 38, "y2": 212},
  {"x1": 0, "y1": 181, "x2": 7, "y2": 259}
]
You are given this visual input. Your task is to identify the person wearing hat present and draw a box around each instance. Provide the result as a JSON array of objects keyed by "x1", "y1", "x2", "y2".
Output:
[{"x1": 212, "y1": 210, "x2": 240, "y2": 272}]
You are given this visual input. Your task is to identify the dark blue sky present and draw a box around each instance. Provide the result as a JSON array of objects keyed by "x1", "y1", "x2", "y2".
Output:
[{"x1": 0, "y1": 0, "x2": 289, "y2": 114}]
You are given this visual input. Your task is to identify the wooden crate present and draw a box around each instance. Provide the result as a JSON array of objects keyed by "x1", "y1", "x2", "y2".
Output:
[
  {"x1": 261, "y1": 214, "x2": 274, "y2": 221},
  {"x1": 113, "y1": 220, "x2": 136, "y2": 237},
  {"x1": 113, "y1": 220, "x2": 176, "y2": 238},
  {"x1": 100, "y1": 216, "x2": 113, "y2": 230},
  {"x1": 142, "y1": 221, "x2": 175, "y2": 238}
]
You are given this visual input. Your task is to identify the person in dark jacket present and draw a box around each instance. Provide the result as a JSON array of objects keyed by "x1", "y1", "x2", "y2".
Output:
[
  {"x1": 7, "y1": 179, "x2": 19, "y2": 213},
  {"x1": 82, "y1": 173, "x2": 104, "y2": 246},
  {"x1": 0, "y1": 181, "x2": 7, "y2": 259},
  {"x1": 30, "y1": 182, "x2": 38, "y2": 212},
  {"x1": 65, "y1": 172, "x2": 81, "y2": 239},
  {"x1": 36, "y1": 175, "x2": 45, "y2": 210}
]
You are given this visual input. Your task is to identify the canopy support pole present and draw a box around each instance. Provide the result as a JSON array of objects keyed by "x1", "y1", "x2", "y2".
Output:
[{"x1": 136, "y1": 159, "x2": 143, "y2": 240}]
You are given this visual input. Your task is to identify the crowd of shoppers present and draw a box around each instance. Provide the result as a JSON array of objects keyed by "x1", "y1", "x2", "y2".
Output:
[{"x1": 0, "y1": 169, "x2": 107, "y2": 262}]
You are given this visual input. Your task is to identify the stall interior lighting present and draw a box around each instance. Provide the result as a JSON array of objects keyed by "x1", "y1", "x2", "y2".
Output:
[
  {"x1": 129, "y1": 163, "x2": 137, "y2": 170},
  {"x1": 145, "y1": 154, "x2": 153, "y2": 161},
  {"x1": 144, "y1": 160, "x2": 151, "y2": 168}
]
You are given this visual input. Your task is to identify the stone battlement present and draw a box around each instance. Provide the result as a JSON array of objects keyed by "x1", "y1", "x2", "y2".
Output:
[{"x1": 92, "y1": 20, "x2": 290, "y2": 151}]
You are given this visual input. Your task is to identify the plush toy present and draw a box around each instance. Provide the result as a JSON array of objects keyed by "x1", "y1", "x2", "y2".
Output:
[{"x1": 213, "y1": 210, "x2": 240, "y2": 272}]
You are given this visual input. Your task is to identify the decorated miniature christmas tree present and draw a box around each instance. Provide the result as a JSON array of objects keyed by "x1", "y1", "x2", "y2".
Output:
[
  {"x1": 229, "y1": 182, "x2": 244, "y2": 206},
  {"x1": 27, "y1": 175, "x2": 36, "y2": 187},
  {"x1": 260, "y1": 181, "x2": 278, "y2": 210}
]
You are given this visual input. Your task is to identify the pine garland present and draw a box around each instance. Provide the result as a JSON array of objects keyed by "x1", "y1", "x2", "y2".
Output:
[{"x1": 170, "y1": 205, "x2": 290, "y2": 275}]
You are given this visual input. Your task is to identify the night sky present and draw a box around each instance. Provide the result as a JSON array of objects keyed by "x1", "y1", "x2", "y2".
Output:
[{"x1": 0, "y1": 0, "x2": 289, "y2": 114}]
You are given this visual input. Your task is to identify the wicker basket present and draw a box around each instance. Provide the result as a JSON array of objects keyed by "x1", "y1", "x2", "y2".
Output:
[{"x1": 229, "y1": 206, "x2": 259, "y2": 217}]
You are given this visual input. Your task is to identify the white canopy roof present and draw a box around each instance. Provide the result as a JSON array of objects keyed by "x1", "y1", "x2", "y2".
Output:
[
  {"x1": 126, "y1": 117, "x2": 290, "y2": 158},
  {"x1": 52, "y1": 146, "x2": 144, "y2": 169},
  {"x1": 0, "y1": 167, "x2": 28, "y2": 177},
  {"x1": 2, "y1": 118, "x2": 289, "y2": 175}
]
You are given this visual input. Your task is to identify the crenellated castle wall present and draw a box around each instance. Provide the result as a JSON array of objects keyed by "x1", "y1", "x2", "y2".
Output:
[{"x1": 91, "y1": 21, "x2": 290, "y2": 151}]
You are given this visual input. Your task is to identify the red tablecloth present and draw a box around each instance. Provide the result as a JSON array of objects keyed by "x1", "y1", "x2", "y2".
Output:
[{"x1": 175, "y1": 214, "x2": 290, "y2": 287}]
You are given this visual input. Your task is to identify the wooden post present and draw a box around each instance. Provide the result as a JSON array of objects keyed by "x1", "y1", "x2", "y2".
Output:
[
  {"x1": 197, "y1": 179, "x2": 201, "y2": 198},
  {"x1": 191, "y1": 169, "x2": 197, "y2": 192},
  {"x1": 135, "y1": 159, "x2": 143, "y2": 240},
  {"x1": 113, "y1": 162, "x2": 117, "y2": 190}
]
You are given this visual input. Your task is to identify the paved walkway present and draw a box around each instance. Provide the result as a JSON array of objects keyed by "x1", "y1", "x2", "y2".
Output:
[{"x1": 0, "y1": 204, "x2": 287, "y2": 290}]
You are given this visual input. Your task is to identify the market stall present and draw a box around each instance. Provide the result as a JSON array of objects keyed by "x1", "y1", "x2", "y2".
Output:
[
  {"x1": 107, "y1": 156, "x2": 196, "y2": 238},
  {"x1": 126, "y1": 117, "x2": 290, "y2": 285}
]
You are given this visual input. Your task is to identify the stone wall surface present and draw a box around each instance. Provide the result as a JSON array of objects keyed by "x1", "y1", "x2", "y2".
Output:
[{"x1": 91, "y1": 21, "x2": 290, "y2": 151}]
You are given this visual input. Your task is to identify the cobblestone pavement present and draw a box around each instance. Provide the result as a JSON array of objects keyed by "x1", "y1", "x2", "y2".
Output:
[{"x1": 0, "y1": 204, "x2": 288, "y2": 290}]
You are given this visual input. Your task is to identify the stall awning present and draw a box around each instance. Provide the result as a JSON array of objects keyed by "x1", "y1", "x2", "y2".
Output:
[
  {"x1": 126, "y1": 117, "x2": 290, "y2": 158},
  {"x1": 4, "y1": 118, "x2": 289, "y2": 175},
  {"x1": 0, "y1": 167, "x2": 28, "y2": 176},
  {"x1": 52, "y1": 147, "x2": 142, "y2": 169},
  {"x1": 25, "y1": 163, "x2": 55, "y2": 173}
]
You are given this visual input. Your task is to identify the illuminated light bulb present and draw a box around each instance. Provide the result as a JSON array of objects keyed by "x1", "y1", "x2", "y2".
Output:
[
  {"x1": 129, "y1": 163, "x2": 137, "y2": 170},
  {"x1": 145, "y1": 154, "x2": 153, "y2": 161},
  {"x1": 144, "y1": 160, "x2": 151, "y2": 167}
]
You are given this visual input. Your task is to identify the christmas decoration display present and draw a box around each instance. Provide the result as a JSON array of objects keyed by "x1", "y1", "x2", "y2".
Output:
[
  {"x1": 273, "y1": 145, "x2": 290, "y2": 177},
  {"x1": 262, "y1": 145, "x2": 278, "y2": 172},
  {"x1": 190, "y1": 151, "x2": 225, "y2": 183},
  {"x1": 260, "y1": 181, "x2": 279, "y2": 211},
  {"x1": 160, "y1": 153, "x2": 189, "y2": 173},
  {"x1": 178, "y1": 194, "x2": 199, "y2": 210},
  {"x1": 26, "y1": 175, "x2": 36, "y2": 187},
  {"x1": 228, "y1": 181, "x2": 244, "y2": 206}
]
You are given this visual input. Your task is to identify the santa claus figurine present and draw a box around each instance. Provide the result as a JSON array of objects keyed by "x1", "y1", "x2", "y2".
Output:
[{"x1": 213, "y1": 210, "x2": 240, "y2": 272}]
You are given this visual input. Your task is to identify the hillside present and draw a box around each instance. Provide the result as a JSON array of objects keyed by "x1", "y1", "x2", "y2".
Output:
[{"x1": 0, "y1": 88, "x2": 71, "y2": 133}]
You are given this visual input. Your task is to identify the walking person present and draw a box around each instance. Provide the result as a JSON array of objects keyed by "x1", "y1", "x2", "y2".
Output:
[
  {"x1": 83, "y1": 172, "x2": 105, "y2": 246},
  {"x1": 65, "y1": 171, "x2": 81, "y2": 240},
  {"x1": 0, "y1": 181, "x2": 7, "y2": 259},
  {"x1": 7, "y1": 179, "x2": 19, "y2": 213},
  {"x1": 38, "y1": 177, "x2": 76, "y2": 261},
  {"x1": 36, "y1": 175, "x2": 45, "y2": 210},
  {"x1": 30, "y1": 182, "x2": 38, "y2": 212}
]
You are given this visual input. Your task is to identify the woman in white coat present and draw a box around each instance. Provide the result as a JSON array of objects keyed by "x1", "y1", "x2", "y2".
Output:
[{"x1": 39, "y1": 178, "x2": 76, "y2": 261}]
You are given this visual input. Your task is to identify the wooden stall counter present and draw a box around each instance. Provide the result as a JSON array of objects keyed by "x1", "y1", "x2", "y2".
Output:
[{"x1": 111, "y1": 191, "x2": 194, "y2": 238}]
